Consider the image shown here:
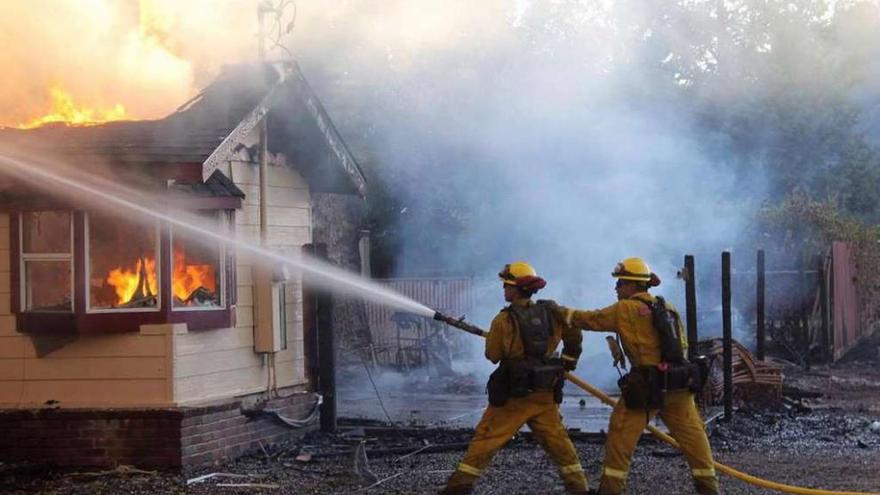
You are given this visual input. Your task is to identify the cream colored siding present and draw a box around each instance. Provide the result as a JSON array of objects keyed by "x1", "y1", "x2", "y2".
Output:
[
  {"x1": 0, "y1": 211, "x2": 175, "y2": 408},
  {"x1": 0, "y1": 151, "x2": 312, "y2": 408},
  {"x1": 282, "y1": 279, "x2": 306, "y2": 382},
  {"x1": 0, "y1": 212, "x2": 175, "y2": 408},
  {"x1": 0, "y1": 324, "x2": 176, "y2": 407},
  {"x1": 172, "y1": 156, "x2": 311, "y2": 405}
]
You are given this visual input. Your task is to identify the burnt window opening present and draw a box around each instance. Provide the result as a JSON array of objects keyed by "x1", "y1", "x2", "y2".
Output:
[
  {"x1": 87, "y1": 213, "x2": 160, "y2": 311},
  {"x1": 20, "y1": 211, "x2": 73, "y2": 312},
  {"x1": 171, "y1": 212, "x2": 227, "y2": 310}
]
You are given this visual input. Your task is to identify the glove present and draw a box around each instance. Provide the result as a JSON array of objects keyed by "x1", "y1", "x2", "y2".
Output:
[{"x1": 560, "y1": 350, "x2": 579, "y2": 371}]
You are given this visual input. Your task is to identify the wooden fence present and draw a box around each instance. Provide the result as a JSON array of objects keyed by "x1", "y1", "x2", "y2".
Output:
[{"x1": 362, "y1": 277, "x2": 475, "y2": 367}]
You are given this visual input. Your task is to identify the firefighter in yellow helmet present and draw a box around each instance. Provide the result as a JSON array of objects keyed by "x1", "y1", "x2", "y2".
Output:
[
  {"x1": 562, "y1": 258, "x2": 719, "y2": 495},
  {"x1": 440, "y1": 261, "x2": 589, "y2": 495}
]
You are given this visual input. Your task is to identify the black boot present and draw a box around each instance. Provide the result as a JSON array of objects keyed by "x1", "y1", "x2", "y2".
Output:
[
  {"x1": 565, "y1": 485, "x2": 598, "y2": 494},
  {"x1": 438, "y1": 485, "x2": 474, "y2": 495}
]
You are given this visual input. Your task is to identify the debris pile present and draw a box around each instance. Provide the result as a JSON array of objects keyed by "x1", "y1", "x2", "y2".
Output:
[{"x1": 699, "y1": 338, "x2": 783, "y2": 405}]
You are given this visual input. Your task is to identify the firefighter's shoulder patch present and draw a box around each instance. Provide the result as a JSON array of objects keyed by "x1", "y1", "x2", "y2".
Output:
[{"x1": 637, "y1": 305, "x2": 652, "y2": 317}]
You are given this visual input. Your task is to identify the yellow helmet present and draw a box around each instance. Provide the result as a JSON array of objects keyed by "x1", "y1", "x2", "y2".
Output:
[
  {"x1": 499, "y1": 261, "x2": 537, "y2": 286},
  {"x1": 612, "y1": 257, "x2": 652, "y2": 282}
]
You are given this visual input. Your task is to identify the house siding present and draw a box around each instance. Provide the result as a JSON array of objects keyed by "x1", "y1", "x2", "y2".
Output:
[
  {"x1": 0, "y1": 211, "x2": 175, "y2": 407},
  {"x1": 0, "y1": 152, "x2": 312, "y2": 408},
  {"x1": 171, "y1": 153, "x2": 311, "y2": 405}
]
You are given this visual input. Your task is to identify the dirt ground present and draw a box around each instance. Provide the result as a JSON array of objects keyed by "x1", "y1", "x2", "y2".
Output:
[{"x1": 2, "y1": 354, "x2": 879, "y2": 494}]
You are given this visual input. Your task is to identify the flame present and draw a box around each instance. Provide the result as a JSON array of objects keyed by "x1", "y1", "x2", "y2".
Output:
[
  {"x1": 18, "y1": 86, "x2": 128, "y2": 129},
  {"x1": 106, "y1": 257, "x2": 158, "y2": 305},
  {"x1": 105, "y1": 247, "x2": 216, "y2": 306},
  {"x1": 172, "y1": 248, "x2": 216, "y2": 304}
]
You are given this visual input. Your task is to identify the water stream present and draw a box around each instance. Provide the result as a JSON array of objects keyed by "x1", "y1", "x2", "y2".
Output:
[{"x1": 0, "y1": 152, "x2": 435, "y2": 318}]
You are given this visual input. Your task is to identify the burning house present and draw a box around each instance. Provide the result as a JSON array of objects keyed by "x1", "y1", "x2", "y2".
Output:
[{"x1": 0, "y1": 61, "x2": 366, "y2": 468}]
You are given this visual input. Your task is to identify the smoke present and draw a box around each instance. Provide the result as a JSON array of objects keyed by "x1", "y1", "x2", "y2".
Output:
[
  {"x1": 294, "y1": 2, "x2": 754, "y2": 283},
  {"x1": 286, "y1": 1, "x2": 757, "y2": 384},
  {"x1": 0, "y1": 0, "x2": 255, "y2": 127},
  {"x1": 4, "y1": 1, "x2": 879, "y2": 388},
  {"x1": 286, "y1": 0, "x2": 880, "y2": 385}
]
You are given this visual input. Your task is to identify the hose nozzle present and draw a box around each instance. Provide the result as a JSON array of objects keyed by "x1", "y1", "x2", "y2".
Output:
[{"x1": 433, "y1": 310, "x2": 488, "y2": 337}]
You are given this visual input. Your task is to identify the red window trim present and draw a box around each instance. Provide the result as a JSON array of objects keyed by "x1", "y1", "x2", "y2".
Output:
[{"x1": 10, "y1": 209, "x2": 237, "y2": 334}]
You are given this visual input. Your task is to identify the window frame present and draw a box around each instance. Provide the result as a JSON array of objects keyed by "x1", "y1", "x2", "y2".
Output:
[
  {"x1": 169, "y1": 210, "x2": 228, "y2": 312},
  {"x1": 10, "y1": 208, "x2": 236, "y2": 334},
  {"x1": 18, "y1": 211, "x2": 75, "y2": 314}
]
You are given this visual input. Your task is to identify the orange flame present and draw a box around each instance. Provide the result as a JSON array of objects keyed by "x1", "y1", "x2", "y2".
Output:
[
  {"x1": 105, "y1": 247, "x2": 216, "y2": 306},
  {"x1": 18, "y1": 86, "x2": 127, "y2": 129},
  {"x1": 106, "y1": 257, "x2": 158, "y2": 305},
  {"x1": 172, "y1": 248, "x2": 216, "y2": 303}
]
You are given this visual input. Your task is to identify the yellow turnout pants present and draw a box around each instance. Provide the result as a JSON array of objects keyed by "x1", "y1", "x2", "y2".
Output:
[
  {"x1": 599, "y1": 390, "x2": 719, "y2": 495},
  {"x1": 444, "y1": 391, "x2": 588, "y2": 493}
]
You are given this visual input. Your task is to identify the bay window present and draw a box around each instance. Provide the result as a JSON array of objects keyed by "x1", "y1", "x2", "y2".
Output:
[{"x1": 11, "y1": 209, "x2": 235, "y2": 333}]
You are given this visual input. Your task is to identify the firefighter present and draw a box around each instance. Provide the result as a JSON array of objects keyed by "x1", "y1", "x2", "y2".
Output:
[
  {"x1": 441, "y1": 261, "x2": 590, "y2": 495},
  {"x1": 562, "y1": 257, "x2": 719, "y2": 495}
]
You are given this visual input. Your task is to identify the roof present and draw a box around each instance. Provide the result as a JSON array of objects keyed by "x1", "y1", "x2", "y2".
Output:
[
  {"x1": 0, "y1": 62, "x2": 366, "y2": 197},
  {"x1": 173, "y1": 172, "x2": 246, "y2": 199},
  {"x1": 294, "y1": 62, "x2": 379, "y2": 173}
]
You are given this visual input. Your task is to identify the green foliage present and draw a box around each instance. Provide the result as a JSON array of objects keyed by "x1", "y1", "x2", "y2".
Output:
[
  {"x1": 646, "y1": 0, "x2": 880, "y2": 220},
  {"x1": 757, "y1": 191, "x2": 880, "y2": 285}
]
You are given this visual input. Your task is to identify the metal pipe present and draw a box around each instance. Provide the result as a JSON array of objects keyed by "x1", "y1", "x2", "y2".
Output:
[
  {"x1": 756, "y1": 249, "x2": 766, "y2": 361},
  {"x1": 257, "y1": 2, "x2": 269, "y2": 246},
  {"x1": 684, "y1": 255, "x2": 698, "y2": 361},
  {"x1": 256, "y1": 3, "x2": 273, "y2": 398},
  {"x1": 722, "y1": 251, "x2": 733, "y2": 421},
  {"x1": 259, "y1": 122, "x2": 268, "y2": 245}
]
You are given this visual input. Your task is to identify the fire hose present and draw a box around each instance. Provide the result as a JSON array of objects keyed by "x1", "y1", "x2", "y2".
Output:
[{"x1": 433, "y1": 311, "x2": 880, "y2": 495}]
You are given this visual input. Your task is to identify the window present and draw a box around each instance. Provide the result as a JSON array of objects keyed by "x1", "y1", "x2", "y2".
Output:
[
  {"x1": 20, "y1": 211, "x2": 73, "y2": 312},
  {"x1": 87, "y1": 213, "x2": 160, "y2": 311},
  {"x1": 171, "y1": 212, "x2": 225, "y2": 310},
  {"x1": 12, "y1": 209, "x2": 236, "y2": 333}
]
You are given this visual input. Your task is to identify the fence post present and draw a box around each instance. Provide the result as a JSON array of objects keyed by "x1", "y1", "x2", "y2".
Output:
[
  {"x1": 818, "y1": 254, "x2": 831, "y2": 361},
  {"x1": 684, "y1": 255, "x2": 698, "y2": 361},
  {"x1": 756, "y1": 249, "x2": 765, "y2": 361},
  {"x1": 301, "y1": 245, "x2": 319, "y2": 391},
  {"x1": 800, "y1": 262, "x2": 810, "y2": 371},
  {"x1": 314, "y1": 243, "x2": 337, "y2": 433},
  {"x1": 722, "y1": 251, "x2": 733, "y2": 421}
]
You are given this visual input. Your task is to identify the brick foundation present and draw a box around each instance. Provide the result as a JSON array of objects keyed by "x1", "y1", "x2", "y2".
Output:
[{"x1": 0, "y1": 393, "x2": 317, "y2": 469}]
